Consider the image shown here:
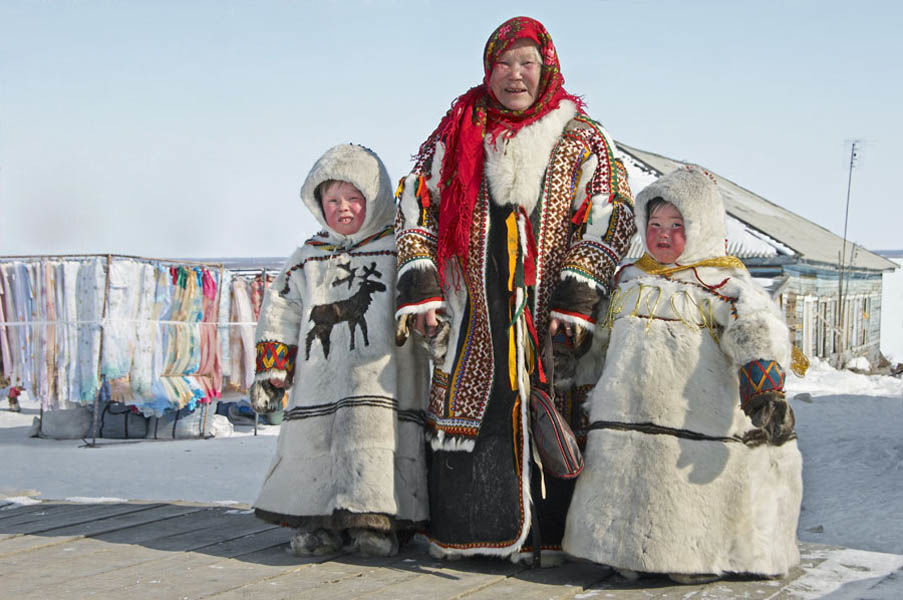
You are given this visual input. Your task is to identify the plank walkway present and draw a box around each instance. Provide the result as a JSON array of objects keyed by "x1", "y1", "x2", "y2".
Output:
[{"x1": 1, "y1": 499, "x2": 901, "y2": 599}]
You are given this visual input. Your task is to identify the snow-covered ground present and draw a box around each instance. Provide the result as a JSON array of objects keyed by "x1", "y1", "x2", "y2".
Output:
[
  {"x1": 2, "y1": 360, "x2": 902, "y2": 559},
  {"x1": 788, "y1": 359, "x2": 903, "y2": 555}
]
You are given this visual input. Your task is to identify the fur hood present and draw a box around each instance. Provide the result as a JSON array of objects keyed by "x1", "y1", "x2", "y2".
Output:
[
  {"x1": 300, "y1": 144, "x2": 395, "y2": 245},
  {"x1": 635, "y1": 166, "x2": 727, "y2": 264}
]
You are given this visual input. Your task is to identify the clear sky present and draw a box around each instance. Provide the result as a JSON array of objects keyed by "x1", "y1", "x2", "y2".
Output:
[{"x1": 2, "y1": 0, "x2": 901, "y2": 259}]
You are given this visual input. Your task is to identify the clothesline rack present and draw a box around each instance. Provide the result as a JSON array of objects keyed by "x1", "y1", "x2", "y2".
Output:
[{"x1": 0, "y1": 254, "x2": 227, "y2": 447}]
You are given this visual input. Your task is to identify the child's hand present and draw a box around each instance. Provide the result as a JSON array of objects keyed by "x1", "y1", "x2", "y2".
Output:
[
  {"x1": 742, "y1": 391, "x2": 796, "y2": 445},
  {"x1": 250, "y1": 380, "x2": 285, "y2": 414}
]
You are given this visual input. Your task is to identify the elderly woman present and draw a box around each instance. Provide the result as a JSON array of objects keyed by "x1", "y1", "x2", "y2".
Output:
[{"x1": 394, "y1": 16, "x2": 635, "y2": 561}]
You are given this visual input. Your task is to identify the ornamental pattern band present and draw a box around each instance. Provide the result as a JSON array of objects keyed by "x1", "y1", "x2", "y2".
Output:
[
  {"x1": 256, "y1": 340, "x2": 299, "y2": 384},
  {"x1": 738, "y1": 359, "x2": 785, "y2": 404}
]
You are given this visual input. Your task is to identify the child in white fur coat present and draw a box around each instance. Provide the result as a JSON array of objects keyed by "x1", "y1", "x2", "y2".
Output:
[
  {"x1": 563, "y1": 166, "x2": 802, "y2": 582},
  {"x1": 249, "y1": 144, "x2": 430, "y2": 557}
]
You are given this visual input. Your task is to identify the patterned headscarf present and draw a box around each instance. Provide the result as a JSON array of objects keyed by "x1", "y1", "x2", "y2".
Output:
[{"x1": 416, "y1": 16, "x2": 585, "y2": 283}]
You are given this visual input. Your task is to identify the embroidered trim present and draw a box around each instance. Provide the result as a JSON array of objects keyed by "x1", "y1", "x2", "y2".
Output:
[
  {"x1": 739, "y1": 359, "x2": 786, "y2": 404},
  {"x1": 255, "y1": 341, "x2": 298, "y2": 384},
  {"x1": 279, "y1": 250, "x2": 397, "y2": 296},
  {"x1": 397, "y1": 227, "x2": 439, "y2": 271},
  {"x1": 427, "y1": 182, "x2": 494, "y2": 440},
  {"x1": 304, "y1": 226, "x2": 394, "y2": 252}
]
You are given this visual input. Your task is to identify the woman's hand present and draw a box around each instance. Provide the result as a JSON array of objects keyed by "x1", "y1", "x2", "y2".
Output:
[
  {"x1": 414, "y1": 308, "x2": 441, "y2": 338},
  {"x1": 549, "y1": 317, "x2": 574, "y2": 339}
]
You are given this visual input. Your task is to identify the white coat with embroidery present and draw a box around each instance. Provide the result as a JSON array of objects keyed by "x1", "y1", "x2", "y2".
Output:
[{"x1": 253, "y1": 144, "x2": 430, "y2": 525}]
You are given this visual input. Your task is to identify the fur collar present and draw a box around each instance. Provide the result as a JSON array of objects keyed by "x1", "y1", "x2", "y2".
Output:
[{"x1": 483, "y1": 100, "x2": 579, "y2": 214}]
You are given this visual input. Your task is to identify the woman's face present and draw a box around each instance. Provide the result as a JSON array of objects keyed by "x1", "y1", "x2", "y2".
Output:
[{"x1": 489, "y1": 39, "x2": 542, "y2": 111}]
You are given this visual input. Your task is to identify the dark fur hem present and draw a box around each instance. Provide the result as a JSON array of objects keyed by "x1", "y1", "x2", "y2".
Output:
[
  {"x1": 254, "y1": 508, "x2": 423, "y2": 533},
  {"x1": 397, "y1": 267, "x2": 443, "y2": 309},
  {"x1": 550, "y1": 277, "x2": 603, "y2": 323}
]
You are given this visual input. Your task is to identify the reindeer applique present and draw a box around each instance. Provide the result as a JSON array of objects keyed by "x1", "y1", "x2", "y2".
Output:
[{"x1": 305, "y1": 262, "x2": 387, "y2": 360}]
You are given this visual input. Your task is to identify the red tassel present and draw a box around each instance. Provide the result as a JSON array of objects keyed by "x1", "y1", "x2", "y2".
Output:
[
  {"x1": 519, "y1": 207, "x2": 538, "y2": 286},
  {"x1": 417, "y1": 176, "x2": 430, "y2": 208},
  {"x1": 523, "y1": 307, "x2": 546, "y2": 384},
  {"x1": 572, "y1": 196, "x2": 592, "y2": 225}
]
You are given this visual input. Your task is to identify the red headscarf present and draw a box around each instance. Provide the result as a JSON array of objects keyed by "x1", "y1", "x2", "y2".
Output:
[{"x1": 417, "y1": 16, "x2": 585, "y2": 283}]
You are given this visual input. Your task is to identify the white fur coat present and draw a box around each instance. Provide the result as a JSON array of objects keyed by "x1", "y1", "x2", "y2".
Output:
[
  {"x1": 253, "y1": 144, "x2": 430, "y2": 524},
  {"x1": 563, "y1": 167, "x2": 802, "y2": 577}
]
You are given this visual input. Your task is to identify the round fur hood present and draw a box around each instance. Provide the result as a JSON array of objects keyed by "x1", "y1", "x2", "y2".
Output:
[
  {"x1": 300, "y1": 144, "x2": 395, "y2": 244},
  {"x1": 635, "y1": 165, "x2": 727, "y2": 264}
]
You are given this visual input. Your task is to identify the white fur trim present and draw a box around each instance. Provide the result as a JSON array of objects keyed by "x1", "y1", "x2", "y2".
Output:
[
  {"x1": 253, "y1": 370, "x2": 288, "y2": 385},
  {"x1": 397, "y1": 257, "x2": 439, "y2": 279},
  {"x1": 428, "y1": 434, "x2": 475, "y2": 453},
  {"x1": 549, "y1": 310, "x2": 596, "y2": 332},
  {"x1": 395, "y1": 299, "x2": 447, "y2": 319},
  {"x1": 560, "y1": 268, "x2": 609, "y2": 296},
  {"x1": 484, "y1": 101, "x2": 578, "y2": 213}
]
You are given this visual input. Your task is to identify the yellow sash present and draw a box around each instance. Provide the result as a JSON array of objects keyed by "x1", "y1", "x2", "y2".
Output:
[{"x1": 634, "y1": 253, "x2": 746, "y2": 277}]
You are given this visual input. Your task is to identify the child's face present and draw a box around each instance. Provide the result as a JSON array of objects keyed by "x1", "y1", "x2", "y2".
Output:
[
  {"x1": 321, "y1": 181, "x2": 366, "y2": 236},
  {"x1": 646, "y1": 202, "x2": 685, "y2": 264}
]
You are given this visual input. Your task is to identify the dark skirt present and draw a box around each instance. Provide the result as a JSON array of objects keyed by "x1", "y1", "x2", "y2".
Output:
[{"x1": 426, "y1": 201, "x2": 575, "y2": 554}]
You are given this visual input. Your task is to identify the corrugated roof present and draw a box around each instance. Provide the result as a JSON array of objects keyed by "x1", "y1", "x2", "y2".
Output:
[{"x1": 617, "y1": 143, "x2": 896, "y2": 272}]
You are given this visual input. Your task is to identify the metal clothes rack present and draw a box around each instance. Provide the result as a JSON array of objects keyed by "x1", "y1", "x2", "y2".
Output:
[{"x1": 0, "y1": 254, "x2": 226, "y2": 446}]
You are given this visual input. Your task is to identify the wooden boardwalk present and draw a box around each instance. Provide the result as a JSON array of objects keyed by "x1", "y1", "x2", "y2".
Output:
[{"x1": 1, "y1": 499, "x2": 901, "y2": 599}]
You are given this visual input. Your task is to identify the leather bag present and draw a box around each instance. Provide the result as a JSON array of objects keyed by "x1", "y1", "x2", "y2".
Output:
[{"x1": 529, "y1": 330, "x2": 584, "y2": 479}]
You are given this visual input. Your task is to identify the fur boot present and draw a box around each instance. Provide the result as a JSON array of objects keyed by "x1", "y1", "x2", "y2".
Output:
[
  {"x1": 346, "y1": 528, "x2": 398, "y2": 557},
  {"x1": 289, "y1": 528, "x2": 343, "y2": 556}
]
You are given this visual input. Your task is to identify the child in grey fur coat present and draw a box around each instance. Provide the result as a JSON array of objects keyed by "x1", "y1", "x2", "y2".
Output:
[
  {"x1": 249, "y1": 144, "x2": 430, "y2": 557},
  {"x1": 563, "y1": 166, "x2": 802, "y2": 583}
]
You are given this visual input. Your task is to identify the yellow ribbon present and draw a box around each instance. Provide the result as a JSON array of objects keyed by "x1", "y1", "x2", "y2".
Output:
[
  {"x1": 634, "y1": 253, "x2": 746, "y2": 278},
  {"x1": 508, "y1": 314, "x2": 518, "y2": 391},
  {"x1": 506, "y1": 212, "x2": 520, "y2": 391},
  {"x1": 506, "y1": 212, "x2": 518, "y2": 291}
]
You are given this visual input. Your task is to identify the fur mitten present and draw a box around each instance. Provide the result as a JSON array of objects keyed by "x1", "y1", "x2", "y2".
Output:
[
  {"x1": 428, "y1": 318, "x2": 451, "y2": 363},
  {"x1": 249, "y1": 380, "x2": 284, "y2": 414},
  {"x1": 742, "y1": 391, "x2": 796, "y2": 446},
  {"x1": 396, "y1": 313, "x2": 449, "y2": 363},
  {"x1": 395, "y1": 314, "x2": 412, "y2": 346}
]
